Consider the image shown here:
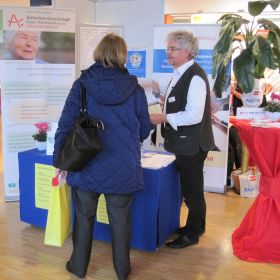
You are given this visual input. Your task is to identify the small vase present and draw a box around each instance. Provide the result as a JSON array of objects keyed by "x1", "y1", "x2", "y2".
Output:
[
  {"x1": 265, "y1": 111, "x2": 280, "y2": 122},
  {"x1": 36, "y1": 141, "x2": 47, "y2": 151},
  {"x1": 241, "y1": 79, "x2": 264, "y2": 108}
]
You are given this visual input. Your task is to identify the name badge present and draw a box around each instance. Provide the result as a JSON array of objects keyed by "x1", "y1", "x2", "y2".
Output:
[{"x1": 168, "y1": 96, "x2": 175, "y2": 103}]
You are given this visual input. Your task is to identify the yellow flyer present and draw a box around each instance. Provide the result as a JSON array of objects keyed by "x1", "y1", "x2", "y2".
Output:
[
  {"x1": 148, "y1": 103, "x2": 162, "y2": 114},
  {"x1": 96, "y1": 194, "x2": 109, "y2": 224},
  {"x1": 35, "y1": 163, "x2": 56, "y2": 209}
]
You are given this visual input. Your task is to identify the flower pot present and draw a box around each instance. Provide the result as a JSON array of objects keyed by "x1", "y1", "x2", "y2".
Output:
[
  {"x1": 265, "y1": 111, "x2": 280, "y2": 122},
  {"x1": 36, "y1": 141, "x2": 47, "y2": 151},
  {"x1": 241, "y1": 79, "x2": 263, "y2": 108}
]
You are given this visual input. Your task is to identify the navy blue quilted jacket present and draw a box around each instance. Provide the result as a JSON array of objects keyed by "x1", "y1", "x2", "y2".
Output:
[{"x1": 53, "y1": 62, "x2": 151, "y2": 194}]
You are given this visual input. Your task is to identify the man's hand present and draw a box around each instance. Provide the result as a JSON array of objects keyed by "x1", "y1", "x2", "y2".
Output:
[{"x1": 150, "y1": 113, "x2": 167, "y2": 125}]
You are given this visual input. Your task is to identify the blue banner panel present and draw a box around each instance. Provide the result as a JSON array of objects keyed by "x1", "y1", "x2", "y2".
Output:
[
  {"x1": 153, "y1": 49, "x2": 173, "y2": 73},
  {"x1": 127, "y1": 50, "x2": 146, "y2": 78}
]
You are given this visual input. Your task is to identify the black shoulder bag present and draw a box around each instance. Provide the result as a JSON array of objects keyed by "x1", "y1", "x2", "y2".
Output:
[{"x1": 54, "y1": 83, "x2": 104, "y2": 172}]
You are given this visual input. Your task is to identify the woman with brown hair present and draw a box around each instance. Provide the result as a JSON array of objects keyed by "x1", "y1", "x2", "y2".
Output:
[{"x1": 53, "y1": 33, "x2": 151, "y2": 280}]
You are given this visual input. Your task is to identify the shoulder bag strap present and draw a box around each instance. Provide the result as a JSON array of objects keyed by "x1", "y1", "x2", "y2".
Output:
[
  {"x1": 80, "y1": 82, "x2": 104, "y2": 130},
  {"x1": 80, "y1": 82, "x2": 87, "y2": 112}
]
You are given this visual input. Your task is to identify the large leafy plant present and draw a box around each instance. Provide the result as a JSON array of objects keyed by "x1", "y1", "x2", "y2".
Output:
[{"x1": 212, "y1": 0, "x2": 280, "y2": 97}]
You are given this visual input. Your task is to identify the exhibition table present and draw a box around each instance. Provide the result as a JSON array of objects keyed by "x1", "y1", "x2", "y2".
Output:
[
  {"x1": 230, "y1": 118, "x2": 280, "y2": 263},
  {"x1": 18, "y1": 149, "x2": 181, "y2": 251}
]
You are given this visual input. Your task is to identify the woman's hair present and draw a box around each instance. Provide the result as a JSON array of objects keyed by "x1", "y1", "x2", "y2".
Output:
[
  {"x1": 167, "y1": 30, "x2": 199, "y2": 59},
  {"x1": 93, "y1": 33, "x2": 127, "y2": 69}
]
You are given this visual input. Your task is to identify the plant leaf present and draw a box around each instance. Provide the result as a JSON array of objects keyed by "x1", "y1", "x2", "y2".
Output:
[
  {"x1": 269, "y1": 0, "x2": 280, "y2": 10},
  {"x1": 214, "y1": 32, "x2": 233, "y2": 55},
  {"x1": 217, "y1": 13, "x2": 242, "y2": 22},
  {"x1": 254, "y1": 63, "x2": 266, "y2": 79},
  {"x1": 212, "y1": 14, "x2": 248, "y2": 96},
  {"x1": 213, "y1": 64, "x2": 227, "y2": 98},
  {"x1": 212, "y1": 47, "x2": 233, "y2": 97},
  {"x1": 215, "y1": 22, "x2": 236, "y2": 54},
  {"x1": 215, "y1": 16, "x2": 248, "y2": 54},
  {"x1": 233, "y1": 49, "x2": 255, "y2": 93},
  {"x1": 258, "y1": 18, "x2": 280, "y2": 32},
  {"x1": 213, "y1": 2, "x2": 280, "y2": 95},
  {"x1": 249, "y1": 0, "x2": 280, "y2": 16},
  {"x1": 252, "y1": 36, "x2": 275, "y2": 68},
  {"x1": 258, "y1": 18, "x2": 280, "y2": 58},
  {"x1": 272, "y1": 47, "x2": 280, "y2": 67},
  {"x1": 212, "y1": 50, "x2": 222, "y2": 78},
  {"x1": 248, "y1": 1, "x2": 270, "y2": 16}
]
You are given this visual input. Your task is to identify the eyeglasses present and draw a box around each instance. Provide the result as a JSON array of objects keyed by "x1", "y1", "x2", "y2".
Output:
[{"x1": 165, "y1": 47, "x2": 182, "y2": 53}]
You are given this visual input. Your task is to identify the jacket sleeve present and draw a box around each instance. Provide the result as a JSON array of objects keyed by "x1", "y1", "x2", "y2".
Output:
[
  {"x1": 135, "y1": 85, "x2": 153, "y2": 142},
  {"x1": 52, "y1": 80, "x2": 82, "y2": 166}
]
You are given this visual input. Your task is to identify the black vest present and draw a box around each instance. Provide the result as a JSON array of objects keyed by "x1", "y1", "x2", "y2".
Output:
[{"x1": 164, "y1": 63, "x2": 215, "y2": 155}]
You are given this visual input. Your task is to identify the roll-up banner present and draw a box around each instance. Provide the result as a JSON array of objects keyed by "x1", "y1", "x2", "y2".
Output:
[
  {"x1": 0, "y1": 7, "x2": 76, "y2": 200},
  {"x1": 153, "y1": 24, "x2": 230, "y2": 194}
]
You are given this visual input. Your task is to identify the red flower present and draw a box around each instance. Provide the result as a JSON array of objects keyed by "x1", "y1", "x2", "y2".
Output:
[
  {"x1": 32, "y1": 122, "x2": 49, "y2": 142},
  {"x1": 34, "y1": 122, "x2": 49, "y2": 134},
  {"x1": 270, "y1": 92, "x2": 280, "y2": 101}
]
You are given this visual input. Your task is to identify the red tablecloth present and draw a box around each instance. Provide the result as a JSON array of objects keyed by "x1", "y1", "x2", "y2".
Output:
[{"x1": 230, "y1": 118, "x2": 280, "y2": 263}]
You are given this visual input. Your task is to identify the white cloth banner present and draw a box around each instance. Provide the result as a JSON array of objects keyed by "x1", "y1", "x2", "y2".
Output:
[{"x1": 0, "y1": 7, "x2": 76, "y2": 200}]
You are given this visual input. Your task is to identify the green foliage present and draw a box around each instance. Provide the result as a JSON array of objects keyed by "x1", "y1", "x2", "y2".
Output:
[
  {"x1": 32, "y1": 133, "x2": 47, "y2": 142},
  {"x1": 264, "y1": 100, "x2": 280, "y2": 112},
  {"x1": 212, "y1": 0, "x2": 280, "y2": 97}
]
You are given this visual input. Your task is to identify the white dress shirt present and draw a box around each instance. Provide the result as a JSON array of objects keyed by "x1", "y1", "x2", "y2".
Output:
[{"x1": 165, "y1": 59, "x2": 207, "y2": 131}]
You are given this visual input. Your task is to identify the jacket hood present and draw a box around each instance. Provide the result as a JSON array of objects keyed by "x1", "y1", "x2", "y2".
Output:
[{"x1": 80, "y1": 62, "x2": 138, "y2": 106}]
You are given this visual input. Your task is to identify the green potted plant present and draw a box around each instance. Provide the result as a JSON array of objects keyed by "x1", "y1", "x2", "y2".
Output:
[
  {"x1": 264, "y1": 92, "x2": 280, "y2": 120},
  {"x1": 212, "y1": 0, "x2": 280, "y2": 98},
  {"x1": 32, "y1": 122, "x2": 49, "y2": 150}
]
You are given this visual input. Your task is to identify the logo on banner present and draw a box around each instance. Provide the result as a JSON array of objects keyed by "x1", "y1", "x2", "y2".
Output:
[
  {"x1": 129, "y1": 53, "x2": 142, "y2": 68},
  {"x1": 8, "y1": 14, "x2": 24, "y2": 28}
]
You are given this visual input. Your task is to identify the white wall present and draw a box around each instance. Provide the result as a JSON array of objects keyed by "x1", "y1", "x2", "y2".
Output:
[
  {"x1": 165, "y1": 0, "x2": 250, "y2": 14},
  {"x1": 95, "y1": 0, "x2": 164, "y2": 78},
  {"x1": 55, "y1": 0, "x2": 95, "y2": 23}
]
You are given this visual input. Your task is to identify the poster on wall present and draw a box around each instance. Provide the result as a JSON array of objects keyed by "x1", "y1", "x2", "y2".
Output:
[
  {"x1": 78, "y1": 24, "x2": 124, "y2": 74},
  {"x1": 153, "y1": 24, "x2": 230, "y2": 193},
  {"x1": 0, "y1": 7, "x2": 76, "y2": 200},
  {"x1": 126, "y1": 48, "x2": 146, "y2": 78}
]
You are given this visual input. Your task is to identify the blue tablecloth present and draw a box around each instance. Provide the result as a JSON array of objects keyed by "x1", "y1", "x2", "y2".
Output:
[{"x1": 18, "y1": 149, "x2": 181, "y2": 251}]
